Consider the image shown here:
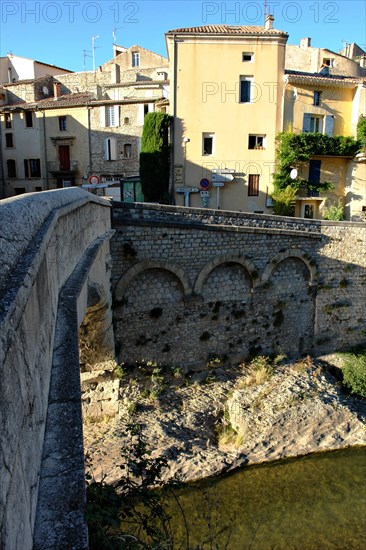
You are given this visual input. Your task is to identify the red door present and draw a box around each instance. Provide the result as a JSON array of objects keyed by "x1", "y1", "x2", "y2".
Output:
[{"x1": 59, "y1": 145, "x2": 70, "y2": 171}]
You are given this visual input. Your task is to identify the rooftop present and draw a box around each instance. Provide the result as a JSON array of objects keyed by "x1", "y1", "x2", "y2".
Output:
[{"x1": 166, "y1": 24, "x2": 288, "y2": 37}]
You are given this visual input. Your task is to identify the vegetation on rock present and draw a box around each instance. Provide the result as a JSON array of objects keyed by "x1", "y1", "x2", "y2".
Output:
[{"x1": 341, "y1": 350, "x2": 366, "y2": 398}]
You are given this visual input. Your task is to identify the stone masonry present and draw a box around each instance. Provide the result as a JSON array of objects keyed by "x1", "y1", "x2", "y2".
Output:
[{"x1": 111, "y1": 203, "x2": 366, "y2": 370}]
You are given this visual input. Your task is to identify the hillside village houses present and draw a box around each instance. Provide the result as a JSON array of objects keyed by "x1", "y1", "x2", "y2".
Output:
[{"x1": 1, "y1": 15, "x2": 365, "y2": 220}]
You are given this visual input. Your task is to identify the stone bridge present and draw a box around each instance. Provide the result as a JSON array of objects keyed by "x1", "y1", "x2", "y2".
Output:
[
  {"x1": 112, "y1": 203, "x2": 366, "y2": 369},
  {"x1": 1, "y1": 192, "x2": 365, "y2": 549},
  {"x1": 0, "y1": 189, "x2": 114, "y2": 550}
]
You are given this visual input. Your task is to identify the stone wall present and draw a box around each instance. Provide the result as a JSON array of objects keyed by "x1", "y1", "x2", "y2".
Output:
[
  {"x1": 0, "y1": 189, "x2": 113, "y2": 549},
  {"x1": 111, "y1": 203, "x2": 366, "y2": 370}
]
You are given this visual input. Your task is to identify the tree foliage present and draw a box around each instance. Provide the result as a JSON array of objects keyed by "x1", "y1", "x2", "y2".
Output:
[
  {"x1": 356, "y1": 115, "x2": 366, "y2": 148},
  {"x1": 273, "y1": 132, "x2": 362, "y2": 191},
  {"x1": 140, "y1": 112, "x2": 172, "y2": 203}
]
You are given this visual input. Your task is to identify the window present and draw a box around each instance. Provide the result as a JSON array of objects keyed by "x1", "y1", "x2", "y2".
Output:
[
  {"x1": 105, "y1": 137, "x2": 117, "y2": 160},
  {"x1": 239, "y1": 76, "x2": 253, "y2": 103},
  {"x1": 106, "y1": 106, "x2": 119, "y2": 127},
  {"x1": 7, "y1": 159, "x2": 16, "y2": 178},
  {"x1": 14, "y1": 188, "x2": 26, "y2": 195},
  {"x1": 144, "y1": 104, "x2": 149, "y2": 117},
  {"x1": 124, "y1": 143, "x2": 132, "y2": 158},
  {"x1": 202, "y1": 133, "x2": 214, "y2": 155},
  {"x1": 59, "y1": 116, "x2": 67, "y2": 131},
  {"x1": 5, "y1": 133, "x2": 14, "y2": 147},
  {"x1": 304, "y1": 204, "x2": 314, "y2": 219},
  {"x1": 248, "y1": 174, "x2": 260, "y2": 196},
  {"x1": 24, "y1": 159, "x2": 41, "y2": 178},
  {"x1": 310, "y1": 116, "x2": 323, "y2": 133},
  {"x1": 322, "y1": 58, "x2": 334, "y2": 67},
  {"x1": 35, "y1": 186, "x2": 42, "y2": 192},
  {"x1": 25, "y1": 111, "x2": 33, "y2": 127},
  {"x1": 132, "y1": 52, "x2": 140, "y2": 67},
  {"x1": 4, "y1": 113, "x2": 12, "y2": 128},
  {"x1": 248, "y1": 134, "x2": 266, "y2": 149},
  {"x1": 303, "y1": 113, "x2": 334, "y2": 136},
  {"x1": 124, "y1": 116, "x2": 130, "y2": 124},
  {"x1": 242, "y1": 52, "x2": 253, "y2": 62},
  {"x1": 313, "y1": 91, "x2": 321, "y2": 106},
  {"x1": 308, "y1": 159, "x2": 321, "y2": 184}
]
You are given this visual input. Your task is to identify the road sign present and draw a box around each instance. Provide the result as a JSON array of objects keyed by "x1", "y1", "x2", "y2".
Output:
[
  {"x1": 88, "y1": 175, "x2": 100, "y2": 185},
  {"x1": 176, "y1": 187, "x2": 199, "y2": 193},
  {"x1": 211, "y1": 169, "x2": 235, "y2": 174},
  {"x1": 200, "y1": 178, "x2": 210, "y2": 189},
  {"x1": 212, "y1": 173, "x2": 234, "y2": 182},
  {"x1": 212, "y1": 182, "x2": 224, "y2": 187}
]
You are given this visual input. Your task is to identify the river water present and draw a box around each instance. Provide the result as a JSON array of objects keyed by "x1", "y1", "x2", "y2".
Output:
[{"x1": 166, "y1": 446, "x2": 366, "y2": 549}]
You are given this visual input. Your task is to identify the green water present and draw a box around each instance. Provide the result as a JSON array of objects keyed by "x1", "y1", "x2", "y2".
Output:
[{"x1": 166, "y1": 447, "x2": 366, "y2": 549}]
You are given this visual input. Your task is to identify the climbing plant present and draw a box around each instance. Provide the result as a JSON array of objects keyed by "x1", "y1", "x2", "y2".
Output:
[
  {"x1": 140, "y1": 112, "x2": 172, "y2": 203},
  {"x1": 356, "y1": 115, "x2": 366, "y2": 149},
  {"x1": 273, "y1": 132, "x2": 362, "y2": 191}
]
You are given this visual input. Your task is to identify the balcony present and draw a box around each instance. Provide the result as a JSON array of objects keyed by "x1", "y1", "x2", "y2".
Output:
[{"x1": 48, "y1": 160, "x2": 79, "y2": 174}]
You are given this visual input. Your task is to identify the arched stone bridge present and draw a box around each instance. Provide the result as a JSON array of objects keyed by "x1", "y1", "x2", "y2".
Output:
[{"x1": 1, "y1": 192, "x2": 365, "y2": 549}]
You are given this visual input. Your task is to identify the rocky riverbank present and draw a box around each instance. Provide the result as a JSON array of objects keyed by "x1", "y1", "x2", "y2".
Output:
[{"x1": 83, "y1": 355, "x2": 366, "y2": 485}]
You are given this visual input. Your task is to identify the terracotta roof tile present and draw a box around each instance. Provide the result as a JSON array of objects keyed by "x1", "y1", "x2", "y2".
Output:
[
  {"x1": 166, "y1": 24, "x2": 287, "y2": 36},
  {"x1": 285, "y1": 70, "x2": 361, "y2": 87}
]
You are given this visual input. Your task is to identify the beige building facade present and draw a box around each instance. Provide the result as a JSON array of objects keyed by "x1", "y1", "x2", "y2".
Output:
[{"x1": 166, "y1": 17, "x2": 288, "y2": 212}]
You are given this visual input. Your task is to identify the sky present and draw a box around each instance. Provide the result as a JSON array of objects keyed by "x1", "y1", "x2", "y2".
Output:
[{"x1": 0, "y1": 0, "x2": 365, "y2": 72}]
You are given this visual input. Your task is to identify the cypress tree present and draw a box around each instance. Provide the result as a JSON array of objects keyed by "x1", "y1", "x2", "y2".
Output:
[{"x1": 140, "y1": 112, "x2": 172, "y2": 202}]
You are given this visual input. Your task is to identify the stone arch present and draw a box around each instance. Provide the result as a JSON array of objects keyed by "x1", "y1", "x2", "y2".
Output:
[
  {"x1": 114, "y1": 259, "x2": 192, "y2": 302},
  {"x1": 193, "y1": 254, "x2": 259, "y2": 295},
  {"x1": 261, "y1": 249, "x2": 318, "y2": 287}
]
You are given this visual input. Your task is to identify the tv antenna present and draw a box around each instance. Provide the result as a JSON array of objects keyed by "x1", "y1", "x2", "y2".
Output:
[
  {"x1": 112, "y1": 27, "x2": 122, "y2": 45},
  {"x1": 92, "y1": 35, "x2": 100, "y2": 70},
  {"x1": 83, "y1": 49, "x2": 92, "y2": 71}
]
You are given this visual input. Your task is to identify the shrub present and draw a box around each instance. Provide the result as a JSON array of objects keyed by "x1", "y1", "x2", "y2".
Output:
[
  {"x1": 322, "y1": 198, "x2": 345, "y2": 221},
  {"x1": 271, "y1": 185, "x2": 297, "y2": 216},
  {"x1": 341, "y1": 351, "x2": 366, "y2": 397}
]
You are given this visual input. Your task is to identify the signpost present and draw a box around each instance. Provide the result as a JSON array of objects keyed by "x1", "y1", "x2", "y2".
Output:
[{"x1": 176, "y1": 187, "x2": 199, "y2": 207}]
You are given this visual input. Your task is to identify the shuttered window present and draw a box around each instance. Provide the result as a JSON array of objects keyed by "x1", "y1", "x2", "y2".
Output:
[{"x1": 248, "y1": 174, "x2": 260, "y2": 196}]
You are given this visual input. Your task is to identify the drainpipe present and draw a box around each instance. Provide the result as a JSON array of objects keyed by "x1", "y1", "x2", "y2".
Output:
[
  {"x1": 0, "y1": 120, "x2": 6, "y2": 199},
  {"x1": 88, "y1": 105, "x2": 92, "y2": 175},
  {"x1": 41, "y1": 110, "x2": 50, "y2": 190}
]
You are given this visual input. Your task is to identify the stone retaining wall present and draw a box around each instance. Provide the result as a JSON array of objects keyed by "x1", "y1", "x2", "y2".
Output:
[{"x1": 112, "y1": 203, "x2": 366, "y2": 369}]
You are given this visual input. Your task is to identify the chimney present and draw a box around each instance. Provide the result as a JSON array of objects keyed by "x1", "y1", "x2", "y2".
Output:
[
  {"x1": 265, "y1": 14, "x2": 274, "y2": 30},
  {"x1": 300, "y1": 37, "x2": 311, "y2": 49},
  {"x1": 53, "y1": 82, "x2": 61, "y2": 99}
]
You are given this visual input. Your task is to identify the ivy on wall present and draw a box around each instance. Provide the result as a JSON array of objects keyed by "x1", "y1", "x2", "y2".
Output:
[
  {"x1": 273, "y1": 132, "x2": 362, "y2": 191},
  {"x1": 140, "y1": 112, "x2": 172, "y2": 203}
]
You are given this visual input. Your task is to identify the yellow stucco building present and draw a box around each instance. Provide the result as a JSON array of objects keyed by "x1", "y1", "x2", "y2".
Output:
[
  {"x1": 166, "y1": 17, "x2": 288, "y2": 212},
  {"x1": 166, "y1": 18, "x2": 365, "y2": 219}
]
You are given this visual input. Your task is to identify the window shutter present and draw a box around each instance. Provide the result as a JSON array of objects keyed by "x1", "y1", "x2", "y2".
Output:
[
  {"x1": 100, "y1": 107, "x2": 106, "y2": 127},
  {"x1": 309, "y1": 159, "x2": 321, "y2": 183},
  {"x1": 24, "y1": 159, "x2": 29, "y2": 178},
  {"x1": 112, "y1": 105, "x2": 120, "y2": 127},
  {"x1": 105, "y1": 138, "x2": 110, "y2": 160},
  {"x1": 302, "y1": 113, "x2": 311, "y2": 133},
  {"x1": 324, "y1": 115, "x2": 334, "y2": 137},
  {"x1": 110, "y1": 138, "x2": 117, "y2": 159}
]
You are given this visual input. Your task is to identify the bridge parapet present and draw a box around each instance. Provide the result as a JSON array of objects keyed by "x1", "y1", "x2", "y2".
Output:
[{"x1": 0, "y1": 189, "x2": 113, "y2": 550}]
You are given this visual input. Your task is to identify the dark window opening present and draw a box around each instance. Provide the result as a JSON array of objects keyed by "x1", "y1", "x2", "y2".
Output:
[
  {"x1": 59, "y1": 116, "x2": 67, "y2": 131},
  {"x1": 313, "y1": 91, "x2": 321, "y2": 106},
  {"x1": 25, "y1": 111, "x2": 33, "y2": 127},
  {"x1": 5, "y1": 133, "x2": 13, "y2": 147},
  {"x1": 203, "y1": 137, "x2": 213, "y2": 155},
  {"x1": 7, "y1": 159, "x2": 16, "y2": 178},
  {"x1": 24, "y1": 158, "x2": 41, "y2": 178},
  {"x1": 5, "y1": 113, "x2": 12, "y2": 128}
]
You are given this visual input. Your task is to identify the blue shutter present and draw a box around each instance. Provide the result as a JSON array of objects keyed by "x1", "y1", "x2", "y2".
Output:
[
  {"x1": 240, "y1": 80, "x2": 251, "y2": 103},
  {"x1": 302, "y1": 113, "x2": 311, "y2": 133},
  {"x1": 309, "y1": 159, "x2": 321, "y2": 183},
  {"x1": 324, "y1": 115, "x2": 334, "y2": 137}
]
